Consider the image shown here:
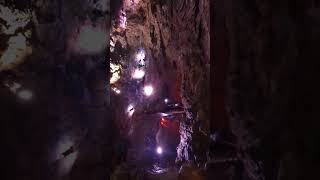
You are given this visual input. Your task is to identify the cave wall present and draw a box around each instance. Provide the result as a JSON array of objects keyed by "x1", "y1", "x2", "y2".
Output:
[
  {"x1": 120, "y1": 0, "x2": 210, "y2": 166},
  {"x1": 147, "y1": 0, "x2": 211, "y2": 167},
  {"x1": 1, "y1": 0, "x2": 114, "y2": 179},
  {"x1": 225, "y1": 0, "x2": 320, "y2": 179}
]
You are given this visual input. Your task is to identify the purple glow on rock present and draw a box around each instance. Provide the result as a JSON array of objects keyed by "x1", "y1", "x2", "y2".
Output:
[{"x1": 132, "y1": 69, "x2": 145, "y2": 79}]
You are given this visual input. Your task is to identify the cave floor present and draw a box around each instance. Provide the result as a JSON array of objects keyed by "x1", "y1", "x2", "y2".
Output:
[{"x1": 112, "y1": 113, "x2": 179, "y2": 180}]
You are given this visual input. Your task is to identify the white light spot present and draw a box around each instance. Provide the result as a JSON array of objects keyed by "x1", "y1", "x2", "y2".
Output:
[
  {"x1": 160, "y1": 113, "x2": 168, "y2": 116},
  {"x1": 129, "y1": 109, "x2": 135, "y2": 117},
  {"x1": 127, "y1": 104, "x2": 134, "y2": 112},
  {"x1": 164, "y1": 98, "x2": 168, "y2": 103},
  {"x1": 17, "y1": 89, "x2": 32, "y2": 100},
  {"x1": 112, "y1": 87, "x2": 121, "y2": 94},
  {"x1": 127, "y1": 104, "x2": 135, "y2": 117},
  {"x1": 110, "y1": 63, "x2": 121, "y2": 84},
  {"x1": 156, "y1": 147, "x2": 163, "y2": 154},
  {"x1": 132, "y1": 69, "x2": 145, "y2": 79},
  {"x1": 143, "y1": 85, "x2": 154, "y2": 96}
]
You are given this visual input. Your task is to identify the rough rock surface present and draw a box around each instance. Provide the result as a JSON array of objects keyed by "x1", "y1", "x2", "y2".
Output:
[
  {"x1": 224, "y1": 0, "x2": 320, "y2": 179},
  {"x1": 1, "y1": 1, "x2": 114, "y2": 179},
  {"x1": 4, "y1": 0, "x2": 319, "y2": 179},
  {"x1": 110, "y1": 1, "x2": 210, "y2": 173},
  {"x1": 117, "y1": 0, "x2": 211, "y2": 167}
]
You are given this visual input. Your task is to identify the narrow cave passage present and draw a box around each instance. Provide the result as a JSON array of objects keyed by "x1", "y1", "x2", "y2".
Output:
[{"x1": 109, "y1": 0, "x2": 211, "y2": 179}]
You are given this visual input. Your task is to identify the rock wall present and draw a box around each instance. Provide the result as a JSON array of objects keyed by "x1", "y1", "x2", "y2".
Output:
[
  {"x1": 225, "y1": 0, "x2": 320, "y2": 179},
  {"x1": 118, "y1": 0, "x2": 210, "y2": 167},
  {"x1": 1, "y1": 1, "x2": 114, "y2": 179}
]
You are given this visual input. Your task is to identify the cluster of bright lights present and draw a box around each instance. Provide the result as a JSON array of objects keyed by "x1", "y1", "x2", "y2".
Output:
[
  {"x1": 112, "y1": 87, "x2": 121, "y2": 94},
  {"x1": 110, "y1": 63, "x2": 121, "y2": 84},
  {"x1": 132, "y1": 68, "x2": 145, "y2": 79},
  {"x1": 160, "y1": 113, "x2": 168, "y2": 116},
  {"x1": 143, "y1": 85, "x2": 154, "y2": 96}
]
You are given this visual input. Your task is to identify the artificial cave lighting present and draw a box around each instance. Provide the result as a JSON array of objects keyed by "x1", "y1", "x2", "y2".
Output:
[
  {"x1": 132, "y1": 68, "x2": 145, "y2": 79},
  {"x1": 112, "y1": 87, "x2": 121, "y2": 94},
  {"x1": 110, "y1": 63, "x2": 121, "y2": 84},
  {"x1": 127, "y1": 104, "x2": 135, "y2": 117},
  {"x1": 143, "y1": 85, "x2": 154, "y2": 96}
]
